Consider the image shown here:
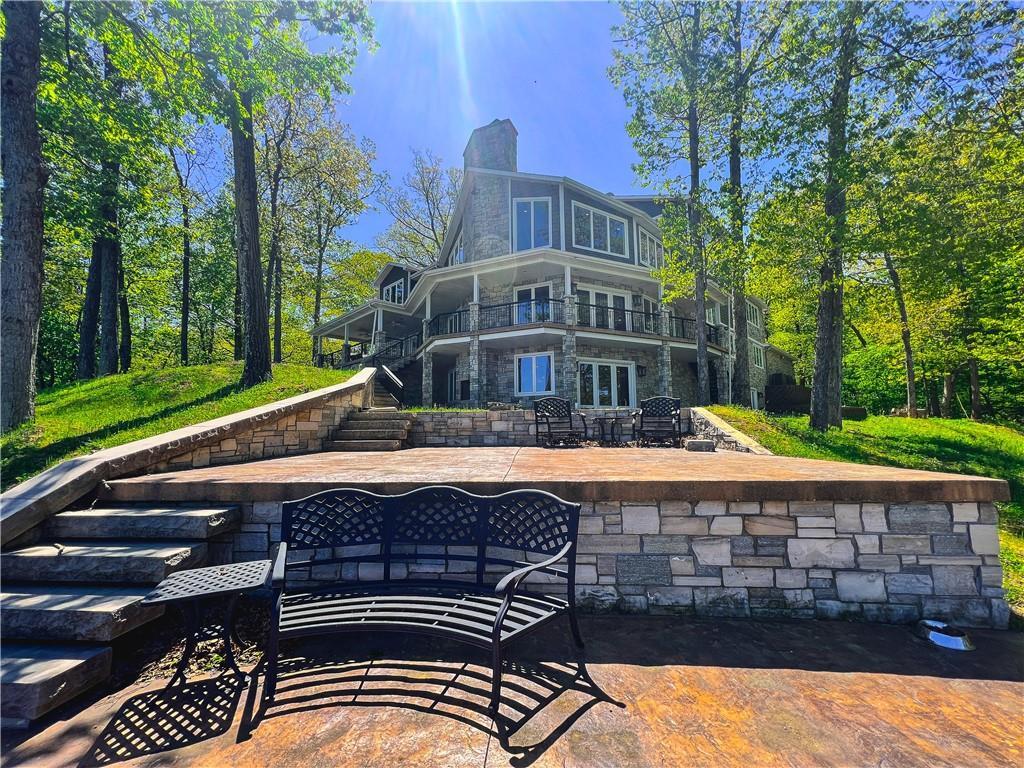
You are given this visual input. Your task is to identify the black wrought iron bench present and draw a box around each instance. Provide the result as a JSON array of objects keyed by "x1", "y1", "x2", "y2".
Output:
[
  {"x1": 264, "y1": 486, "x2": 583, "y2": 715},
  {"x1": 632, "y1": 396, "x2": 684, "y2": 447},
  {"x1": 533, "y1": 396, "x2": 587, "y2": 447}
]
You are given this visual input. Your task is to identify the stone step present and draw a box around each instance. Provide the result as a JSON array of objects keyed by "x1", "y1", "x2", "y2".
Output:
[
  {"x1": 1, "y1": 643, "x2": 112, "y2": 726},
  {"x1": 43, "y1": 505, "x2": 239, "y2": 540},
  {"x1": 0, "y1": 585, "x2": 164, "y2": 642},
  {"x1": 1, "y1": 541, "x2": 208, "y2": 584},
  {"x1": 334, "y1": 427, "x2": 409, "y2": 441},
  {"x1": 325, "y1": 439, "x2": 404, "y2": 452},
  {"x1": 348, "y1": 413, "x2": 412, "y2": 425}
]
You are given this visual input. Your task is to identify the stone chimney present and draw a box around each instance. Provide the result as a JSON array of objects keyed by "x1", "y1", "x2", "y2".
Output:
[{"x1": 463, "y1": 119, "x2": 517, "y2": 172}]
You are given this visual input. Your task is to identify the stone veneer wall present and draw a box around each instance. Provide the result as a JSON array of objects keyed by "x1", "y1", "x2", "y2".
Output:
[
  {"x1": 406, "y1": 409, "x2": 695, "y2": 447},
  {"x1": 229, "y1": 497, "x2": 1008, "y2": 629},
  {"x1": 689, "y1": 407, "x2": 772, "y2": 454}
]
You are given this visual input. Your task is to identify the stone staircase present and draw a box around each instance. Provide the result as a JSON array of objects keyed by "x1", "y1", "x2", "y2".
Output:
[
  {"x1": 326, "y1": 407, "x2": 413, "y2": 452},
  {"x1": 0, "y1": 504, "x2": 239, "y2": 726}
]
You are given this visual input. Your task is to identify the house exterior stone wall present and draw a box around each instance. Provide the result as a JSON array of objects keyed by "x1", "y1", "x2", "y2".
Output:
[{"x1": 228, "y1": 497, "x2": 1008, "y2": 629}]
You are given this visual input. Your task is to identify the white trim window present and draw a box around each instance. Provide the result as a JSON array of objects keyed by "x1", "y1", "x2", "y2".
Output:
[
  {"x1": 572, "y1": 201, "x2": 627, "y2": 257},
  {"x1": 513, "y1": 198, "x2": 552, "y2": 251},
  {"x1": 450, "y1": 232, "x2": 465, "y2": 265},
  {"x1": 515, "y1": 352, "x2": 555, "y2": 396},
  {"x1": 382, "y1": 278, "x2": 406, "y2": 304},
  {"x1": 578, "y1": 359, "x2": 635, "y2": 408},
  {"x1": 638, "y1": 229, "x2": 663, "y2": 268},
  {"x1": 750, "y1": 388, "x2": 763, "y2": 410},
  {"x1": 746, "y1": 301, "x2": 763, "y2": 329},
  {"x1": 705, "y1": 303, "x2": 718, "y2": 325},
  {"x1": 514, "y1": 282, "x2": 552, "y2": 324},
  {"x1": 751, "y1": 342, "x2": 765, "y2": 369}
]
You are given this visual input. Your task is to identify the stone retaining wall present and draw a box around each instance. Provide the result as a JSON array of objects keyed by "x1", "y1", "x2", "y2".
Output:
[
  {"x1": 689, "y1": 407, "x2": 772, "y2": 454},
  {"x1": 408, "y1": 409, "x2": 695, "y2": 447},
  {"x1": 227, "y1": 496, "x2": 1008, "y2": 629}
]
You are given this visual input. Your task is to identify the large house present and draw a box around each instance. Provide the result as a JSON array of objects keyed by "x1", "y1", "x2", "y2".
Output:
[{"x1": 312, "y1": 119, "x2": 793, "y2": 409}]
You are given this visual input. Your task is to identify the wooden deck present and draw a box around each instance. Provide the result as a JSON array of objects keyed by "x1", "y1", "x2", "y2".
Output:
[{"x1": 101, "y1": 447, "x2": 1010, "y2": 503}]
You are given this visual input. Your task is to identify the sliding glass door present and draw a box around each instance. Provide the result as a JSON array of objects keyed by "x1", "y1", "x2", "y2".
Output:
[{"x1": 577, "y1": 359, "x2": 634, "y2": 408}]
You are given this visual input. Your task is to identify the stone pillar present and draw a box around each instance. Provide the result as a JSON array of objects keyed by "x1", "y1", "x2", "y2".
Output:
[
  {"x1": 421, "y1": 350, "x2": 433, "y2": 407},
  {"x1": 561, "y1": 331, "x2": 578, "y2": 404},
  {"x1": 469, "y1": 337, "x2": 482, "y2": 406},
  {"x1": 658, "y1": 342, "x2": 672, "y2": 397},
  {"x1": 342, "y1": 342, "x2": 351, "y2": 363},
  {"x1": 660, "y1": 307, "x2": 672, "y2": 338},
  {"x1": 564, "y1": 293, "x2": 576, "y2": 327},
  {"x1": 469, "y1": 302, "x2": 480, "y2": 332},
  {"x1": 372, "y1": 330, "x2": 387, "y2": 352}
]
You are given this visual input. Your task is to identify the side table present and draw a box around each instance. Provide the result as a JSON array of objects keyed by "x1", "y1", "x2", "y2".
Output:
[
  {"x1": 591, "y1": 416, "x2": 625, "y2": 446},
  {"x1": 142, "y1": 559, "x2": 271, "y2": 687}
]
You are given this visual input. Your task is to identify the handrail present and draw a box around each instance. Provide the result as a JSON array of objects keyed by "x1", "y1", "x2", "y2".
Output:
[
  {"x1": 575, "y1": 302, "x2": 661, "y2": 335},
  {"x1": 479, "y1": 298, "x2": 564, "y2": 330},
  {"x1": 427, "y1": 309, "x2": 469, "y2": 337}
]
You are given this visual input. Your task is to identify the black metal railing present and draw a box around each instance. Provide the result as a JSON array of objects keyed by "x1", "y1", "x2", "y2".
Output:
[
  {"x1": 667, "y1": 316, "x2": 721, "y2": 346},
  {"x1": 479, "y1": 299, "x2": 564, "y2": 330},
  {"x1": 427, "y1": 309, "x2": 469, "y2": 337},
  {"x1": 574, "y1": 302, "x2": 661, "y2": 335},
  {"x1": 315, "y1": 350, "x2": 341, "y2": 369}
]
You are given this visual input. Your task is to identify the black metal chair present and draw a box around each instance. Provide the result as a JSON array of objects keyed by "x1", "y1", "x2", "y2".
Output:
[
  {"x1": 533, "y1": 396, "x2": 587, "y2": 448},
  {"x1": 264, "y1": 486, "x2": 584, "y2": 716},
  {"x1": 632, "y1": 396, "x2": 684, "y2": 447}
]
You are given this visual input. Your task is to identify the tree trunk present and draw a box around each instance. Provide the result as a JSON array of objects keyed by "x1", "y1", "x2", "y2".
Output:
[
  {"x1": 231, "y1": 90, "x2": 272, "y2": 387},
  {"x1": 97, "y1": 176, "x2": 120, "y2": 375},
  {"x1": 233, "y1": 267, "x2": 243, "y2": 360},
  {"x1": 117, "y1": 243, "x2": 131, "y2": 371},
  {"x1": 968, "y1": 357, "x2": 981, "y2": 420},
  {"x1": 882, "y1": 251, "x2": 915, "y2": 416},
  {"x1": 810, "y1": 4, "x2": 859, "y2": 431},
  {"x1": 688, "y1": 3, "x2": 709, "y2": 406},
  {"x1": 312, "y1": 241, "x2": 327, "y2": 364},
  {"x1": 1, "y1": 0, "x2": 45, "y2": 430},
  {"x1": 273, "y1": 245, "x2": 283, "y2": 362},
  {"x1": 77, "y1": 243, "x2": 102, "y2": 380},
  {"x1": 941, "y1": 371, "x2": 955, "y2": 418},
  {"x1": 728, "y1": 1, "x2": 750, "y2": 407},
  {"x1": 170, "y1": 150, "x2": 191, "y2": 365},
  {"x1": 926, "y1": 376, "x2": 941, "y2": 417}
]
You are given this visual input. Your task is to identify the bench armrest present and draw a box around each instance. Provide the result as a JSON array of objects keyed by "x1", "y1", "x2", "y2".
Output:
[
  {"x1": 494, "y1": 541, "x2": 573, "y2": 596},
  {"x1": 271, "y1": 542, "x2": 288, "y2": 588}
]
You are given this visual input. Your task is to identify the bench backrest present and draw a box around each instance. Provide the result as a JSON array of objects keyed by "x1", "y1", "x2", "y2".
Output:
[
  {"x1": 281, "y1": 486, "x2": 581, "y2": 587},
  {"x1": 533, "y1": 396, "x2": 572, "y2": 420},
  {"x1": 639, "y1": 396, "x2": 680, "y2": 418}
]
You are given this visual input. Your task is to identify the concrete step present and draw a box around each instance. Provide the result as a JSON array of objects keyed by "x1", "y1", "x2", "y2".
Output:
[
  {"x1": 334, "y1": 427, "x2": 409, "y2": 441},
  {"x1": 325, "y1": 439, "x2": 404, "y2": 452},
  {"x1": 0, "y1": 643, "x2": 112, "y2": 726},
  {"x1": 43, "y1": 505, "x2": 239, "y2": 540},
  {"x1": 0, "y1": 585, "x2": 163, "y2": 642},
  {"x1": 1, "y1": 541, "x2": 208, "y2": 584},
  {"x1": 348, "y1": 413, "x2": 412, "y2": 425}
]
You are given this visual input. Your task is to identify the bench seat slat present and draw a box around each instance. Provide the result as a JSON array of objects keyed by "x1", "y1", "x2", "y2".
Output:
[{"x1": 285, "y1": 589, "x2": 565, "y2": 620}]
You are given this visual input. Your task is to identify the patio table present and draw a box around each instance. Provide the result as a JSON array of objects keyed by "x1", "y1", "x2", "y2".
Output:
[
  {"x1": 142, "y1": 559, "x2": 271, "y2": 687},
  {"x1": 591, "y1": 416, "x2": 629, "y2": 446}
]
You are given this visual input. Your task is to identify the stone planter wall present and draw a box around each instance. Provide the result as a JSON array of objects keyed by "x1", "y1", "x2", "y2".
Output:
[
  {"x1": 227, "y1": 496, "x2": 1008, "y2": 629},
  {"x1": 407, "y1": 408, "x2": 695, "y2": 447}
]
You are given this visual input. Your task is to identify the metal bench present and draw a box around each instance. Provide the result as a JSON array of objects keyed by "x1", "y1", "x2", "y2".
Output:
[
  {"x1": 632, "y1": 396, "x2": 684, "y2": 447},
  {"x1": 533, "y1": 396, "x2": 587, "y2": 448},
  {"x1": 264, "y1": 486, "x2": 584, "y2": 714}
]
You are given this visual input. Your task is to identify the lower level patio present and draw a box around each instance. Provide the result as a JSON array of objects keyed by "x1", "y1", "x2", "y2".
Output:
[{"x1": 4, "y1": 615, "x2": 1021, "y2": 767}]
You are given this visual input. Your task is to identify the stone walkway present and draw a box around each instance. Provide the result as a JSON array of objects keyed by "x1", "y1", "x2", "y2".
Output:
[
  {"x1": 102, "y1": 447, "x2": 1009, "y2": 503},
  {"x1": 4, "y1": 616, "x2": 1021, "y2": 767}
]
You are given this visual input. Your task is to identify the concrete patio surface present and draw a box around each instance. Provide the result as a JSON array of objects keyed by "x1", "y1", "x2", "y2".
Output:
[
  {"x1": 102, "y1": 447, "x2": 1010, "y2": 503},
  {"x1": 4, "y1": 616, "x2": 1021, "y2": 767}
]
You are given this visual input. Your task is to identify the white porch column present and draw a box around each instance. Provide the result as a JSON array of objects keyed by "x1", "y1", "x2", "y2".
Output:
[{"x1": 472, "y1": 273, "x2": 480, "y2": 304}]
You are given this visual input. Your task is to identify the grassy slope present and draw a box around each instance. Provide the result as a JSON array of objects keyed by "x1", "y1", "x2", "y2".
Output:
[
  {"x1": 708, "y1": 406, "x2": 1024, "y2": 617},
  {"x1": 1, "y1": 363, "x2": 353, "y2": 491}
]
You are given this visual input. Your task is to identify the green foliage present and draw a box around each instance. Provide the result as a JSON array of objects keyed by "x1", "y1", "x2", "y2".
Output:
[
  {"x1": 709, "y1": 405, "x2": 1024, "y2": 612},
  {"x1": 1, "y1": 362, "x2": 353, "y2": 490}
]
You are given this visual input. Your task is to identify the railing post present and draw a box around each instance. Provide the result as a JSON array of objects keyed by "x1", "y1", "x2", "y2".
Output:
[{"x1": 564, "y1": 294, "x2": 575, "y2": 327}]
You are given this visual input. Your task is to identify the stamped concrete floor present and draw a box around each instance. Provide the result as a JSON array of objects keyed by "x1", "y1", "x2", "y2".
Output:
[{"x1": 4, "y1": 616, "x2": 1022, "y2": 768}]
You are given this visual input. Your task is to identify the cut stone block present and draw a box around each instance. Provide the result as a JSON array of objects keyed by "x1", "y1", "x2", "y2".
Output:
[
  {"x1": 0, "y1": 585, "x2": 163, "y2": 642},
  {"x1": 722, "y1": 567, "x2": 773, "y2": 588},
  {"x1": 888, "y1": 503, "x2": 951, "y2": 534},
  {"x1": 1, "y1": 541, "x2": 207, "y2": 584},
  {"x1": 951, "y1": 503, "x2": 979, "y2": 523},
  {"x1": 836, "y1": 572, "x2": 887, "y2": 602},
  {"x1": 932, "y1": 565, "x2": 979, "y2": 596},
  {"x1": 621, "y1": 506, "x2": 660, "y2": 534},
  {"x1": 0, "y1": 643, "x2": 112, "y2": 724},
  {"x1": 885, "y1": 573, "x2": 933, "y2": 595},
  {"x1": 616, "y1": 554, "x2": 671, "y2": 586},
  {"x1": 709, "y1": 517, "x2": 742, "y2": 536},
  {"x1": 968, "y1": 525, "x2": 999, "y2": 556},
  {"x1": 684, "y1": 439, "x2": 715, "y2": 452},
  {"x1": 775, "y1": 569, "x2": 808, "y2": 589},
  {"x1": 787, "y1": 539, "x2": 855, "y2": 568},
  {"x1": 691, "y1": 537, "x2": 732, "y2": 566},
  {"x1": 881, "y1": 535, "x2": 931, "y2": 555},
  {"x1": 693, "y1": 587, "x2": 750, "y2": 618},
  {"x1": 661, "y1": 517, "x2": 708, "y2": 536},
  {"x1": 834, "y1": 504, "x2": 862, "y2": 533},
  {"x1": 861, "y1": 504, "x2": 888, "y2": 532},
  {"x1": 44, "y1": 505, "x2": 239, "y2": 540},
  {"x1": 743, "y1": 516, "x2": 795, "y2": 536}
]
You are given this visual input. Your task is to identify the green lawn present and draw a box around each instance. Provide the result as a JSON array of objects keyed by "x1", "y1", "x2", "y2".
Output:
[
  {"x1": 1, "y1": 362, "x2": 353, "y2": 491},
  {"x1": 709, "y1": 406, "x2": 1024, "y2": 620}
]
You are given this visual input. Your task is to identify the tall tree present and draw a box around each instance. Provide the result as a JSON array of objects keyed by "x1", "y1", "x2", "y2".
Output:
[
  {"x1": 1, "y1": 0, "x2": 46, "y2": 430},
  {"x1": 377, "y1": 150, "x2": 461, "y2": 268}
]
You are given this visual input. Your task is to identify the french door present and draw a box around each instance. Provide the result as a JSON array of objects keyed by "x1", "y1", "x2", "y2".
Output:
[
  {"x1": 515, "y1": 284, "x2": 551, "y2": 324},
  {"x1": 576, "y1": 288, "x2": 629, "y2": 331},
  {"x1": 578, "y1": 359, "x2": 635, "y2": 408}
]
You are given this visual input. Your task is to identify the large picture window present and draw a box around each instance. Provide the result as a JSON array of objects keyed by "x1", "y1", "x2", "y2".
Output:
[
  {"x1": 572, "y1": 202, "x2": 627, "y2": 257},
  {"x1": 515, "y1": 352, "x2": 555, "y2": 396},
  {"x1": 513, "y1": 198, "x2": 551, "y2": 251}
]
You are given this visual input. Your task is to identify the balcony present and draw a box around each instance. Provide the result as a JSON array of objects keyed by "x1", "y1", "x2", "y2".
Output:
[{"x1": 423, "y1": 300, "x2": 723, "y2": 347}]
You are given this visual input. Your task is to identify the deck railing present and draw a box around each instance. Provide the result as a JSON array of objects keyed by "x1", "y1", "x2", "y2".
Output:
[
  {"x1": 427, "y1": 309, "x2": 470, "y2": 338},
  {"x1": 574, "y1": 302, "x2": 662, "y2": 336},
  {"x1": 479, "y1": 299, "x2": 564, "y2": 330},
  {"x1": 667, "y1": 316, "x2": 721, "y2": 346}
]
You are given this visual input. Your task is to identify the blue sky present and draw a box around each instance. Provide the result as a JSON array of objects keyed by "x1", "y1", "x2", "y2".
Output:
[{"x1": 326, "y1": 1, "x2": 646, "y2": 249}]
